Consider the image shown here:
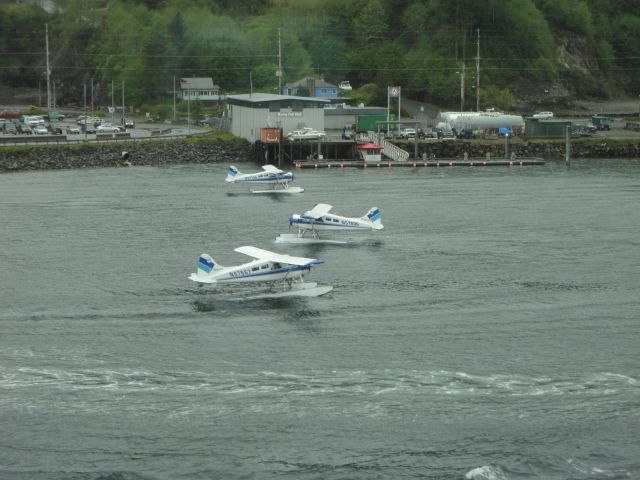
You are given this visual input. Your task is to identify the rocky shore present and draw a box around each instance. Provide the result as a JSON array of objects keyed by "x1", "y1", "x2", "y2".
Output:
[
  {"x1": 0, "y1": 138, "x2": 253, "y2": 173},
  {"x1": 415, "y1": 140, "x2": 640, "y2": 160}
]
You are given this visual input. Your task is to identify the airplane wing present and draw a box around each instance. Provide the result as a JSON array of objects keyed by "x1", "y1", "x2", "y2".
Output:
[
  {"x1": 261, "y1": 164, "x2": 284, "y2": 174},
  {"x1": 304, "y1": 203, "x2": 333, "y2": 219},
  {"x1": 234, "y1": 246, "x2": 323, "y2": 266}
]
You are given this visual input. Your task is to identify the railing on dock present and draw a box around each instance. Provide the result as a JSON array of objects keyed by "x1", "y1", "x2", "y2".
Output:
[{"x1": 368, "y1": 131, "x2": 410, "y2": 162}]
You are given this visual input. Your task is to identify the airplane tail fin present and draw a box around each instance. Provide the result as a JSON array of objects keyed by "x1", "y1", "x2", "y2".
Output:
[
  {"x1": 226, "y1": 165, "x2": 240, "y2": 182},
  {"x1": 363, "y1": 207, "x2": 384, "y2": 230},
  {"x1": 189, "y1": 254, "x2": 223, "y2": 284}
]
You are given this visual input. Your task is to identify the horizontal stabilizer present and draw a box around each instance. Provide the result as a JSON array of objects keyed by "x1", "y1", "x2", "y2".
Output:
[{"x1": 188, "y1": 272, "x2": 216, "y2": 284}]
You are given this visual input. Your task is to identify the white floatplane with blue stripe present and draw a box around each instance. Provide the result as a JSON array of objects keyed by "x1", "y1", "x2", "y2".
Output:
[
  {"x1": 275, "y1": 203, "x2": 383, "y2": 244},
  {"x1": 226, "y1": 164, "x2": 304, "y2": 194},
  {"x1": 189, "y1": 246, "x2": 332, "y2": 298}
]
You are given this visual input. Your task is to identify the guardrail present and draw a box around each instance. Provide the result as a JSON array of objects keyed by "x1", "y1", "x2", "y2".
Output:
[
  {"x1": 369, "y1": 131, "x2": 410, "y2": 162},
  {"x1": 0, "y1": 130, "x2": 212, "y2": 147},
  {"x1": 151, "y1": 128, "x2": 173, "y2": 136},
  {"x1": 0, "y1": 134, "x2": 67, "y2": 144}
]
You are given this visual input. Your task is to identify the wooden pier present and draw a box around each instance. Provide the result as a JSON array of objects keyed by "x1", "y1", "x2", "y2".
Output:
[
  {"x1": 294, "y1": 158, "x2": 545, "y2": 169},
  {"x1": 259, "y1": 137, "x2": 546, "y2": 168}
]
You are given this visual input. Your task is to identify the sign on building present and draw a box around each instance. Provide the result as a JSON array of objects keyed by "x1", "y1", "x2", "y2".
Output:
[{"x1": 260, "y1": 128, "x2": 281, "y2": 143}]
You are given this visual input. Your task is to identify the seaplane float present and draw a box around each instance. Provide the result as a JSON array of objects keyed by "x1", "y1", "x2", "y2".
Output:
[
  {"x1": 275, "y1": 203, "x2": 383, "y2": 244},
  {"x1": 188, "y1": 245, "x2": 332, "y2": 299},
  {"x1": 226, "y1": 164, "x2": 304, "y2": 194}
]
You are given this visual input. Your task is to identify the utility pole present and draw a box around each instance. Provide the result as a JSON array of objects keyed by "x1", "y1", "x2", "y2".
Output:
[
  {"x1": 121, "y1": 80, "x2": 125, "y2": 126},
  {"x1": 276, "y1": 28, "x2": 283, "y2": 93},
  {"x1": 83, "y1": 83, "x2": 87, "y2": 141},
  {"x1": 111, "y1": 80, "x2": 115, "y2": 123},
  {"x1": 460, "y1": 62, "x2": 465, "y2": 112},
  {"x1": 187, "y1": 91, "x2": 191, "y2": 135},
  {"x1": 45, "y1": 23, "x2": 51, "y2": 119},
  {"x1": 476, "y1": 28, "x2": 480, "y2": 112},
  {"x1": 173, "y1": 76, "x2": 176, "y2": 121}
]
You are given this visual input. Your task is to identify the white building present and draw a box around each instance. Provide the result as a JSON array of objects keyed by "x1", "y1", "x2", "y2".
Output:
[
  {"x1": 227, "y1": 93, "x2": 329, "y2": 143},
  {"x1": 180, "y1": 77, "x2": 222, "y2": 102}
]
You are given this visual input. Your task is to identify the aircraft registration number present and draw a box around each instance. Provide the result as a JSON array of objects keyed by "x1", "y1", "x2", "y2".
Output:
[{"x1": 229, "y1": 269, "x2": 252, "y2": 278}]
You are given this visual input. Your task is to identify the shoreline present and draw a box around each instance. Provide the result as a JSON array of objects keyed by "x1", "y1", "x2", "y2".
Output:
[
  {"x1": 0, "y1": 138, "x2": 253, "y2": 173},
  {"x1": 1, "y1": 136, "x2": 639, "y2": 174}
]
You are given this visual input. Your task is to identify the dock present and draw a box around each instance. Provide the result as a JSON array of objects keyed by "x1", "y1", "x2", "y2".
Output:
[
  {"x1": 275, "y1": 137, "x2": 546, "y2": 168},
  {"x1": 294, "y1": 158, "x2": 545, "y2": 169}
]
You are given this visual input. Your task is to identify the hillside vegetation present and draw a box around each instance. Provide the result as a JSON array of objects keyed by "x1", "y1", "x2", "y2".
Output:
[{"x1": 1, "y1": 0, "x2": 639, "y2": 111}]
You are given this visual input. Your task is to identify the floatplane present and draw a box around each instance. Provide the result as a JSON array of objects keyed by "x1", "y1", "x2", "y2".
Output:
[
  {"x1": 188, "y1": 246, "x2": 332, "y2": 298},
  {"x1": 226, "y1": 164, "x2": 304, "y2": 194},
  {"x1": 275, "y1": 203, "x2": 383, "y2": 244}
]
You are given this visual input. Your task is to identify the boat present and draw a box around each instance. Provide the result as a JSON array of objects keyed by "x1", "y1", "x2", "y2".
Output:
[{"x1": 286, "y1": 127, "x2": 326, "y2": 141}]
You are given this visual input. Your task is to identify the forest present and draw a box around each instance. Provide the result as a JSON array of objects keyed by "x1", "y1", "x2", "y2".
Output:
[{"x1": 1, "y1": 0, "x2": 640, "y2": 112}]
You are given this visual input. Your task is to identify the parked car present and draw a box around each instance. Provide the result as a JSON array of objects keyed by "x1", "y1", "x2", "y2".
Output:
[
  {"x1": 33, "y1": 125, "x2": 49, "y2": 135},
  {"x1": 397, "y1": 127, "x2": 417, "y2": 139},
  {"x1": 437, "y1": 128, "x2": 455, "y2": 139},
  {"x1": 25, "y1": 115, "x2": 45, "y2": 127},
  {"x1": 455, "y1": 128, "x2": 474, "y2": 139},
  {"x1": 591, "y1": 115, "x2": 611, "y2": 130},
  {"x1": 96, "y1": 123, "x2": 121, "y2": 133},
  {"x1": 77, "y1": 116, "x2": 101, "y2": 126},
  {"x1": 45, "y1": 111, "x2": 66, "y2": 121},
  {"x1": 121, "y1": 117, "x2": 135, "y2": 129},
  {"x1": 571, "y1": 126, "x2": 594, "y2": 137},
  {"x1": 47, "y1": 124, "x2": 63, "y2": 135},
  {"x1": 341, "y1": 124, "x2": 355, "y2": 140},
  {"x1": 418, "y1": 128, "x2": 436, "y2": 139},
  {"x1": 532, "y1": 111, "x2": 554, "y2": 119},
  {"x1": 199, "y1": 116, "x2": 219, "y2": 127},
  {"x1": 2, "y1": 121, "x2": 17, "y2": 134},
  {"x1": 66, "y1": 125, "x2": 81, "y2": 134},
  {"x1": 17, "y1": 124, "x2": 32, "y2": 135},
  {"x1": 82, "y1": 123, "x2": 97, "y2": 134}
]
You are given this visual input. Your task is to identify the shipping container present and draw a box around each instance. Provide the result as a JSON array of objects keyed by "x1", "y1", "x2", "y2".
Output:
[{"x1": 356, "y1": 114, "x2": 396, "y2": 132}]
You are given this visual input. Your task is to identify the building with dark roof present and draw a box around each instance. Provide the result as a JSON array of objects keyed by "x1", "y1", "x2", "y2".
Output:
[{"x1": 282, "y1": 76, "x2": 339, "y2": 99}]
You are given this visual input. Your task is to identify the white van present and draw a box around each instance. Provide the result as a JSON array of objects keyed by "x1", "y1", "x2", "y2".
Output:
[{"x1": 24, "y1": 115, "x2": 45, "y2": 127}]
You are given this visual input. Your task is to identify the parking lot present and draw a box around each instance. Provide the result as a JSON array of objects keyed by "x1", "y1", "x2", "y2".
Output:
[{"x1": 0, "y1": 106, "x2": 210, "y2": 144}]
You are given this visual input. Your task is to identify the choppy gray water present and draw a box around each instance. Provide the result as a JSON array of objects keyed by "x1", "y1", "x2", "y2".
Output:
[{"x1": 1, "y1": 159, "x2": 639, "y2": 480}]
